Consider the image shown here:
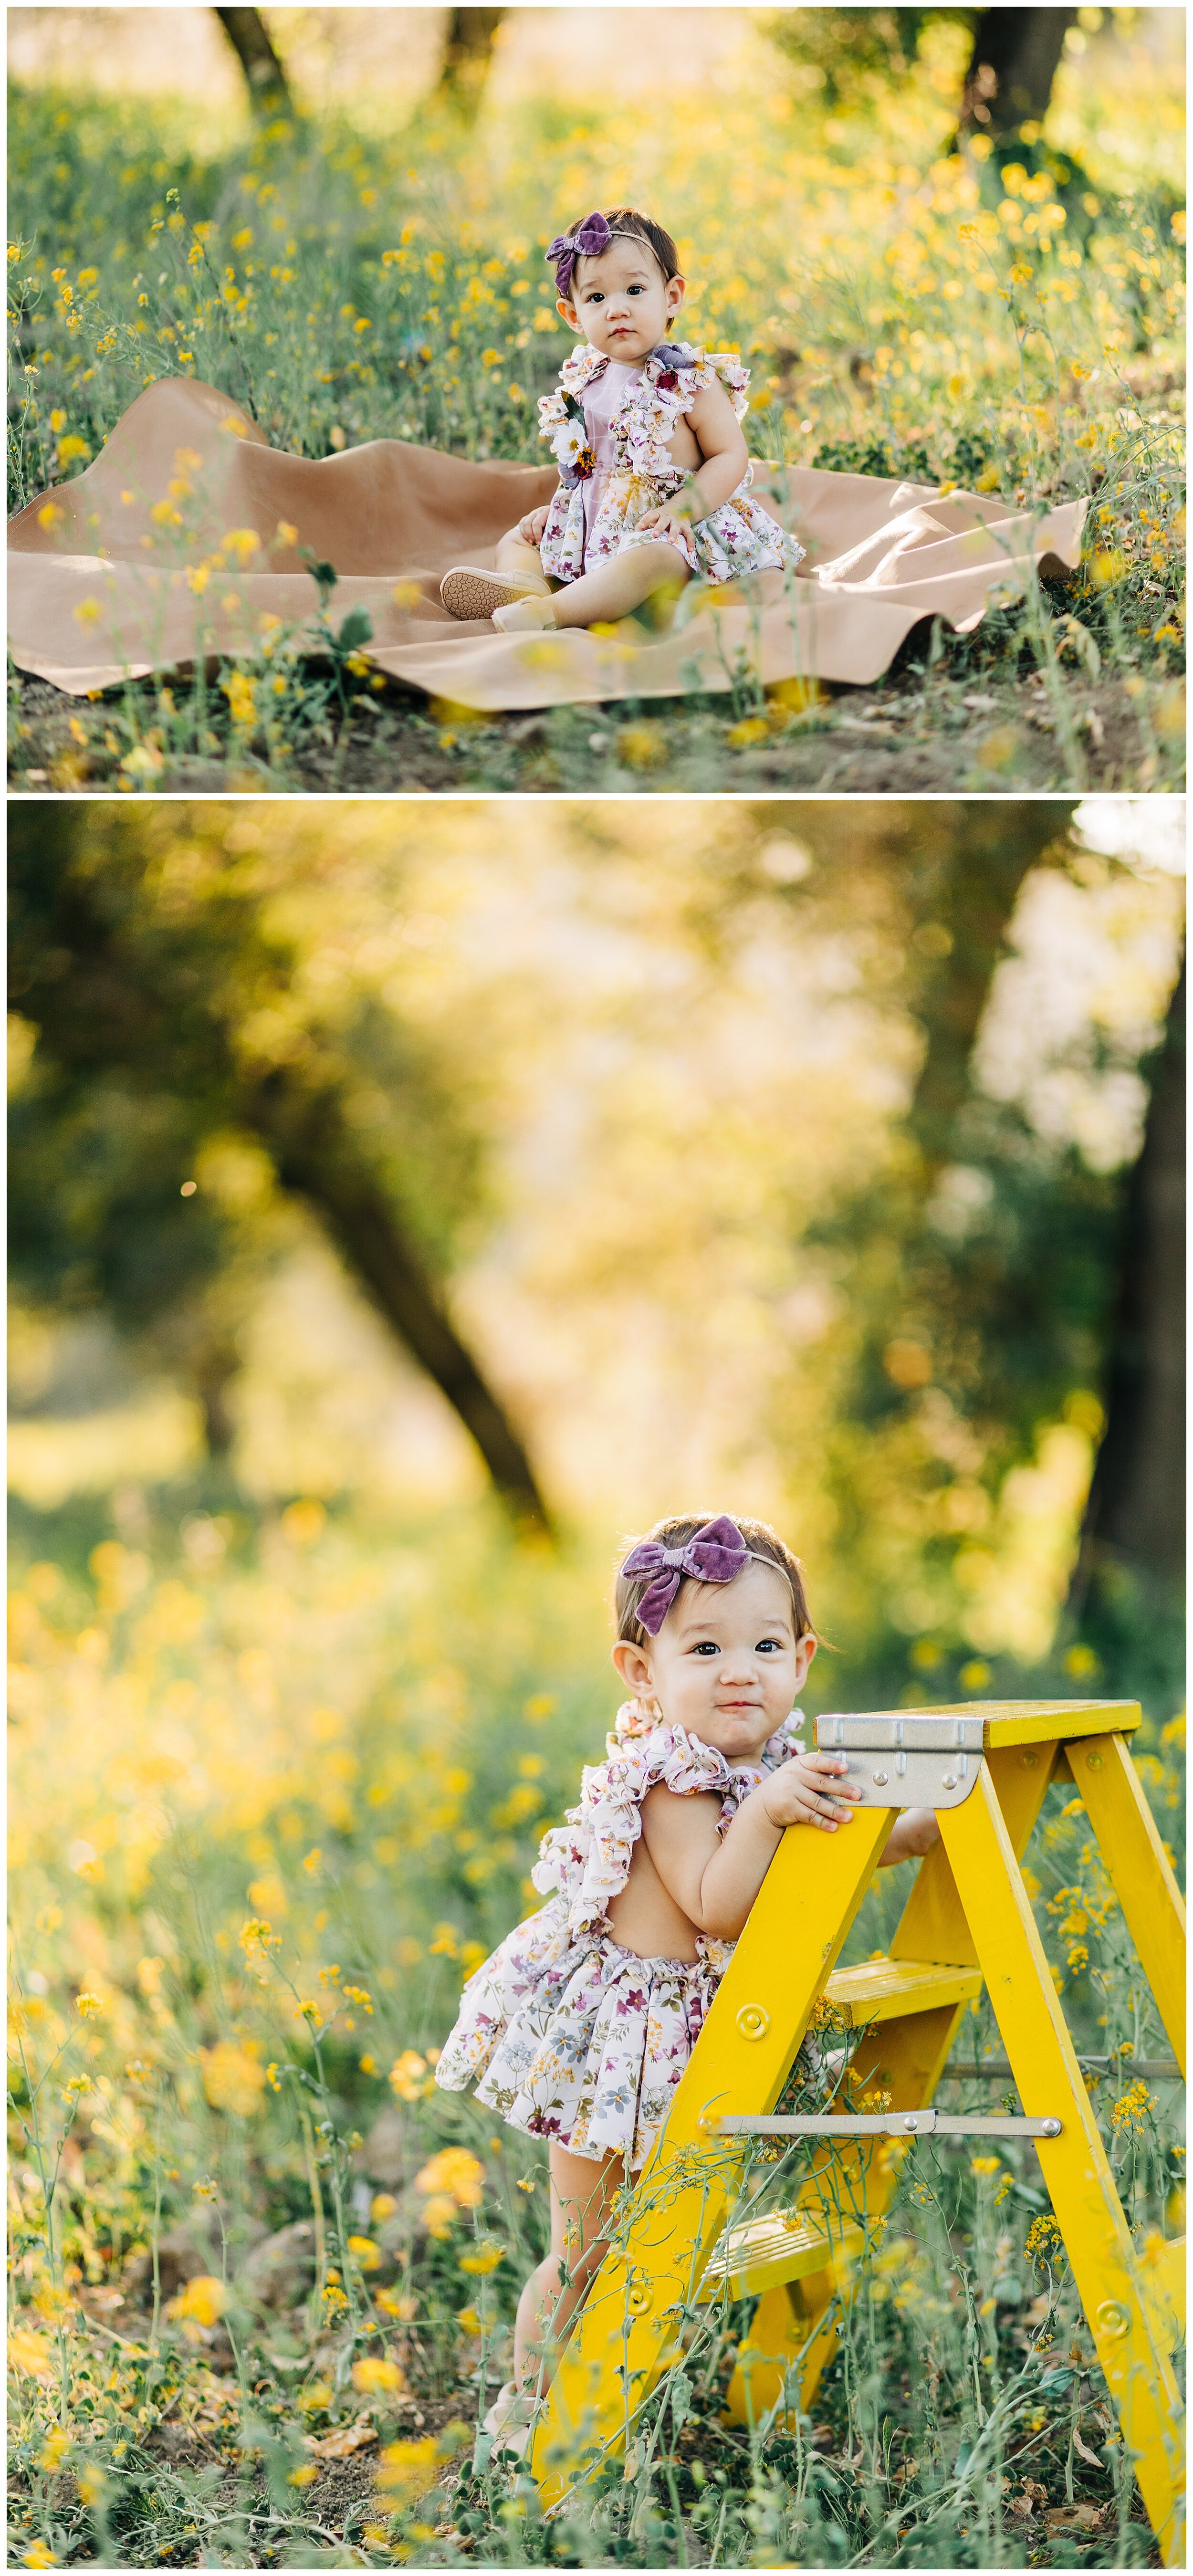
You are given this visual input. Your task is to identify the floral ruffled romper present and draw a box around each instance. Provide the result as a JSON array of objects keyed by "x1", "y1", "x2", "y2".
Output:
[
  {"x1": 435, "y1": 1701, "x2": 806, "y2": 2170},
  {"x1": 536, "y1": 340, "x2": 805, "y2": 587}
]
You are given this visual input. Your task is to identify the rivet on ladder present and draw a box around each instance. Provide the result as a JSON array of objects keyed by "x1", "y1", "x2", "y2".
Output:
[
  {"x1": 736, "y1": 2005, "x2": 770, "y2": 2041},
  {"x1": 1096, "y1": 2300, "x2": 1130, "y2": 2340}
]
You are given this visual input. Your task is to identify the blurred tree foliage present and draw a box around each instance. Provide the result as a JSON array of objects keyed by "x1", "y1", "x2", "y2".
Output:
[
  {"x1": 7, "y1": 803, "x2": 548, "y2": 1525},
  {"x1": 768, "y1": 6, "x2": 1078, "y2": 139},
  {"x1": 676, "y1": 801, "x2": 1182, "y2": 1688},
  {"x1": 7, "y1": 799, "x2": 1182, "y2": 1693}
]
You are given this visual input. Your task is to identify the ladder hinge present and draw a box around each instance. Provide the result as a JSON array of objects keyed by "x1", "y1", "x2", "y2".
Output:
[{"x1": 815, "y1": 1710, "x2": 984, "y2": 1808}]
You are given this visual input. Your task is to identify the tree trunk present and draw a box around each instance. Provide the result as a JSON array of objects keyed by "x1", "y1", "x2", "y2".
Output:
[
  {"x1": 8, "y1": 805, "x2": 550, "y2": 1532},
  {"x1": 960, "y1": 7, "x2": 1077, "y2": 137},
  {"x1": 908, "y1": 801, "x2": 1076, "y2": 1164},
  {"x1": 436, "y1": 7, "x2": 506, "y2": 115},
  {"x1": 1070, "y1": 950, "x2": 1186, "y2": 1596},
  {"x1": 247, "y1": 1070, "x2": 550, "y2": 1531},
  {"x1": 214, "y1": 7, "x2": 293, "y2": 115}
]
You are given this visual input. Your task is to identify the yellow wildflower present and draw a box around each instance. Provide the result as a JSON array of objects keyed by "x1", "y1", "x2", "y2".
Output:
[
  {"x1": 352, "y1": 2356, "x2": 407, "y2": 2393},
  {"x1": 8, "y1": 2329, "x2": 56, "y2": 2379},
  {"x1": 376, "y1": 2434, "x2": 440, "y2": 2502},
  {"x1": 222, "y1": 670, "x2": 258, "y2": 730},
  {"x1": 415, "y1": 2147, "x2": 484, "y2": 2208},
  {"x1": 167, "y1": 2274, "x2": 227, "y2": 2328},
  {"x1": 459, "y1": 2240, "x2": 503, "y2": 2276},
  {"x1": 200, "y1": 2038, "x2": 267, "y2": 2118},
  {"x1": 419, "y1": 2193, "x2": 458, "y2": 2240},
  {"x1": 377, "y1": 2288, "x2": 418, "y2": 2321}
]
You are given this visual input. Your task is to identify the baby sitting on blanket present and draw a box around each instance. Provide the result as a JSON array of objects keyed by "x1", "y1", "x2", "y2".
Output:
[{"x1": 438, "y1": 207, "x2": 802, "y2": 634}]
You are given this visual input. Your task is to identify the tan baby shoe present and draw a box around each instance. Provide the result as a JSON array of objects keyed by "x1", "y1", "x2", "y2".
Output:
[
  {"x1": 492, "y1": 595, "x2": 558, "y2": 634},
  {"x1": 481, "y1": 2379, "x2": 535, "y2": 2460},
  {"x1": 440, "y1": 566, "x2": 549, "y2": 621}
]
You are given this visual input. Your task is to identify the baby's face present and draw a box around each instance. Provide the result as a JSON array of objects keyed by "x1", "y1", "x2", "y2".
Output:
[
  {"x1": 559, "y1": 235, "x2": 685, "y2": 362},
  {"x1": 613, "y1": 1560, "x2": 815, "y2": 1762}
]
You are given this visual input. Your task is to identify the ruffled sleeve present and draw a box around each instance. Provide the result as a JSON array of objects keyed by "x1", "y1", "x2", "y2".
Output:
[
  {"x1": 659, "y1": 346, "x2": 751, "y2": 423},
  {"x1": 699, "y1": 350, "x2": 751, "y2": 421},
  {"x1": 532, "y1": 1716, "x2": 732, "y2": 1936}
]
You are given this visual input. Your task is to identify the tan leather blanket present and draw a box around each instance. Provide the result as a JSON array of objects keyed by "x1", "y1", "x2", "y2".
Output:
[{"x1": 8, "y1": 375, "x2": 1088, "y2": 709}]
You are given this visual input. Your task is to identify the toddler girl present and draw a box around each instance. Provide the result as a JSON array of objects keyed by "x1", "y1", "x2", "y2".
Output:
[
  {"x1": 439, "y1": 209, "x2": 803, "y2": 633},
  {"x1": 435, "y1": 1512, "x2": 939, "y2": 2449}
]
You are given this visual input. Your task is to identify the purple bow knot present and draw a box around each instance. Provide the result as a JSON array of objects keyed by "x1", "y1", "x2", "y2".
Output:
[
  {"x1": 620, "y1": 1516, "x2": 750, "y2": 1635},
  {"x1": 545, "y1": 210, "x2": 614, "y2": 298}
]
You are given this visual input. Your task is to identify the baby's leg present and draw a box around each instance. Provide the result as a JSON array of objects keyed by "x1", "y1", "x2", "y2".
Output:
[
  {"x1": 513, "y1": 2140, "x2": 627, "y2": 2398},
  {"x1": 550, "y1": 540, "x2": 689, "y2": 628},
  {"x1": 492, "y1": 528, "x2": 553, "y2": 594}
]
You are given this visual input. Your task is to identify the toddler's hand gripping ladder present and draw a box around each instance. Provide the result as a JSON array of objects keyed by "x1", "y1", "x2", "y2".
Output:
[{"x1": 528, "y1": 1700, "x2": 1186, "y2": 2560}]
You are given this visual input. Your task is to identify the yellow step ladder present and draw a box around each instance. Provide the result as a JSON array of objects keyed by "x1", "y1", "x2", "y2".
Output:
[{"x1": 528, "y1": 1700, "x2": 1186, "y2": 2562}]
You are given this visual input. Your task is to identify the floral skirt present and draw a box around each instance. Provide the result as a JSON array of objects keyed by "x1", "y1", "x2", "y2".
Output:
[
  {"x1": 433, "y1": 1894, "x2": 718, "y2": 2170},
  {"x1": 539, "y1": 470, "x2": 806, "y2": 589}
]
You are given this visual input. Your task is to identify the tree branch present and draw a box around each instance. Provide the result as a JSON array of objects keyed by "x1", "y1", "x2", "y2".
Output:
[{"x1": 246, "y1": 1070, "x2": 551, "y2": 1531}]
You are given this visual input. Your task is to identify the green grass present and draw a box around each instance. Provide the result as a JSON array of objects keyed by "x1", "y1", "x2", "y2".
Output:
[
  {"x1": 7, "y1": 33, "x2": 1186, "y2": 794},
  {"x1": 7, "y1": 1485, "x2": 1185, "y2": 2567}
]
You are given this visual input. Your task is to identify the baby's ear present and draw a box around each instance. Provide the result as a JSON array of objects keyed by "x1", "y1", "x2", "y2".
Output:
[
  {"x1": 612, "y1": 1636, "x2": 654, "y2": 1697},
  {"x1": 557, "y1": 296, "x2": 578, "y2": 328}
]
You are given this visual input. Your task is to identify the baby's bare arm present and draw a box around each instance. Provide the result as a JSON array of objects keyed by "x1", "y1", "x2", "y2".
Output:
[
  {"x1": 878, "y1": 1807, "x2": 941, "y2": 1866},
  {"x1": 640, "y1": 1752, "x2": 862, "y2": 1942},
  {"x1": 637, "y1": 378, "x2": 749, "y2": 536}
]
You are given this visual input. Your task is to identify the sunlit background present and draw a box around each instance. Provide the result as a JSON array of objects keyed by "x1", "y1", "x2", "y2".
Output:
[
  {"x1": 6, "y1": 5, "x2": 1185, "y2": 173},
  {"x1": 10, "y1": 794, "x2": 1184, "y2": 1708},
  {"x1": 8, "y1": 792, "x2": 1186, "y2": 2562}
]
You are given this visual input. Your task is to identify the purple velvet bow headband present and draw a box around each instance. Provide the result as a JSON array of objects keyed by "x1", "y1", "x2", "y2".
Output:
[
  {"x1": 546, "y1": 210, "x2": 624, "y2": 297},
  {"x1": 620, "y1": 1516, "x2": 750, "y2": 1635}
]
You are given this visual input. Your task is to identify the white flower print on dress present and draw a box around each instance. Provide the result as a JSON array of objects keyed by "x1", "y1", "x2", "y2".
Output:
[
  {"x1": 536, "y1": 340, "x2": 805, "y2": 587},
  {"x1": 434, "y1": 1704, "x2": 806, "y2": 2168}
]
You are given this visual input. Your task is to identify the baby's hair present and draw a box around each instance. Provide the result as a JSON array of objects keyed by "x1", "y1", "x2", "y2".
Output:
[
  {"x1": 614, "y1": 1513, "x2": 814, "y2": 1650},
  {"x1": 566, "y1": 206, "x2": 680, "y2": 302}
]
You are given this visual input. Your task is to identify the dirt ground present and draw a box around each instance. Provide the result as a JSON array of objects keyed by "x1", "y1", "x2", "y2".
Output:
[{"x1": 9, "y1": 664, "x2": 1185, "y2": 800}]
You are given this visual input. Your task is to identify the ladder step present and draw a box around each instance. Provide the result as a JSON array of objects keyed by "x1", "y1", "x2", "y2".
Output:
[
  {"x1": 699, "y1": 2211, "x2": 865, "y2": 2302},
  {"x1": 824, "y1": 1954, "x2": 984, "y2": 2025}
]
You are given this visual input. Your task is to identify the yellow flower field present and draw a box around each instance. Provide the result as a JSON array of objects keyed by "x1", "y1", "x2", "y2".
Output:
[{"x1": 7, "y1": 9, "x2": 1185, "y2": 792}]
